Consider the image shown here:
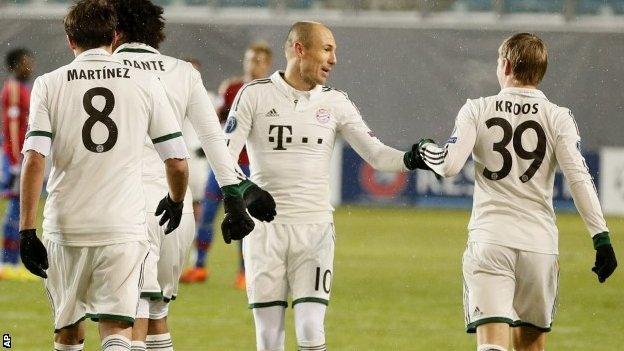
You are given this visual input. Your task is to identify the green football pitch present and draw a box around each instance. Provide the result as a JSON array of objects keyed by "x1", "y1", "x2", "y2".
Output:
[{"x1": 0, "y1": 205, "x2": 622, "y2": 350}]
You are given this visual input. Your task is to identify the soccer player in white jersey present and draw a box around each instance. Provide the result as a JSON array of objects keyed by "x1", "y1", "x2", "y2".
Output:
[
  {"x1": 110, "y1": 1, "x2": 277, "y2": 350},
  {"x1": 225, "y1": 22, "x2": 429, "y2": 351},
  {"x1": 18, "y1": 1, "x2": 190, "y2": 351},
  {"x1": 417, "y1": 33, "x2": 617, "y2": 351}
]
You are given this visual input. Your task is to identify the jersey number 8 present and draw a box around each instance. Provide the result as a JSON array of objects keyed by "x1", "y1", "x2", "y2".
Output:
[
  {"x1": 82, "y1": 87, "x2": 118, "y2": 153},
  {"x1": 484, "y1": 117, "x2": 546, "y2": 182}
]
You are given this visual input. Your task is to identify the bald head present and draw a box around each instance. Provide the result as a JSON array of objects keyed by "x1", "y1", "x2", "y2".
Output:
[
  {"x1": 285, "y1": 21, "x2": 327, "y2": 57},
  {"x1": 283, "y1": 21, "x2": 337, "y2": 90}
]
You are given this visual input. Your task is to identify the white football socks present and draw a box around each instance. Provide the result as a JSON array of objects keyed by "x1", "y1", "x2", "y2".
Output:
[
  {"x1": 253, "y1": 306, "x2": 286, "y2": 351},
  {"x1": 145, "y1": 333, "x2": 173, "y2": 351},
  {"x1": 294, "y1": 302, "x2": 327, "y2": 351},
  {"x1": 101, "y1": 334, "x2": 131, "y2": 350},
  {"x1": 130, "y1": 340, "x2": 147, "y2": 351},
  {"x1": 477, "y1": 344, "x2": 507, "y2": 351},
  {"x1": 53, "y1": 342, "x2": 84, "y2": 351}
]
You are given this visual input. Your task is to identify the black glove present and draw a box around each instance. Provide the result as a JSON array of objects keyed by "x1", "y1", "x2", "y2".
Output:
[
  {"x1": 221, "y1": 195, "x2": 255, "y2": 244},
  {"x1": 404, "y1": 139, "x2": 435, "y2": 171},
  {"x1": 155, "y1": 194, "x2": 184, "y2": 235},
  {"x1": 243, "y1": 182, "x2": 277, "y2": 222},
  {"x1": 592, "y1": 232, "x2": 617, "y2": 283},
  {"x1": 19, "y1": 229, "x2": 48, "y2": 279}
]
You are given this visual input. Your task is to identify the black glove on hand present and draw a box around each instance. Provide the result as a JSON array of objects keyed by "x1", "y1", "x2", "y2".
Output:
[
  {"x1": 592, "y1": 232, "x2": 617, "y2": 283},
  {"x1": 19, "y1": 229, "x2": 48, "y2": 279},
  {"x1": 155, "y1": 194, "x2": 184, "y2": 235},
  {"x1": 221, "y1": 196, "x2": 255, "y2": 244},
  {"x1": 404, "y1": 139, "x2": 436, "y2": 171},
  {"x1": 243, "y1": 182, "x2": 277, "y2": 222}
]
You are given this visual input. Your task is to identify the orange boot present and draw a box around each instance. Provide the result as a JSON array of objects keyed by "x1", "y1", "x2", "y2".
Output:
[
  {"x1": 179, "y1": 267, "x2": 209, "y2": 284},
  {"x1": 234, "y1": 270, "x2": 246, "y2": 290}
]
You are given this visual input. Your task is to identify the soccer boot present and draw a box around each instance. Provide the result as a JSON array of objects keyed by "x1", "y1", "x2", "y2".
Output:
[
  {"x1": 179, "y1": 267, "x2": 209, "y2": 284},
  {"x1": 234, "y1": 271, "x2": 246, "y2": 290}
]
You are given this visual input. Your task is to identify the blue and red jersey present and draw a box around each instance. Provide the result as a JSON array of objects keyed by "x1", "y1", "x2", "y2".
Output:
[{"x1": 1, "y1": 78, "x2": 30, "y2": 166}]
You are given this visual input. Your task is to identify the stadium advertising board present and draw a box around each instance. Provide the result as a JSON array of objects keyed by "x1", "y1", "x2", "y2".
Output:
[
  {"x1": 600, "y1": 147, "x2": 624, "y2": 215},
  {"x1": 341, "y1": 146, "x2": 601, "y2": 212}
]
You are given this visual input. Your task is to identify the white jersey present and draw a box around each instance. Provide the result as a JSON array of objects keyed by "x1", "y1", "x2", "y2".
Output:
[
  {"x1": 420, "y1": 87, "x2": 608, "y2": 254},
  {"x1": 226, "y1": 71, "x2": 406, "y2": 224},
  {"x1": 23, "y1": 49, "x2": 188, "y2": 246},
  {"x1": 113, "y1": 43, "x2": 245, "y2": 213}
]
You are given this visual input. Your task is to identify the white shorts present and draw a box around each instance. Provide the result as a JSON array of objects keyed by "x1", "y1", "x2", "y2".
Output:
[
  {"x1": 462, "y1": 242, "x2": 559, "y2": 333},
  {"x1": 44, "y1": 239, "x2": 149, "y2": 331},
  {"x1": 142, "y1": 212, "x2": 196, "y2": 302},
  {"x1": 243, "y1": 222, "x2": 335, "y2": 309},
  {"x1": 188, "y1": 156, "x2": 208, "y2": 202}
]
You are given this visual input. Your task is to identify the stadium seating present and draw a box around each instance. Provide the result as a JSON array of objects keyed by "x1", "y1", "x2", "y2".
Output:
[{"x1": 1, "y1": 0, "x2": 624, "y2": 14}]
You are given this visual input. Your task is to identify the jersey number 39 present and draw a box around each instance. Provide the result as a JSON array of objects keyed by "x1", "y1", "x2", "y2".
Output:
[
  {"x1": 82, "y1": 87, "x2": 118, "y2": 153},
  {"x1": 484, "y1": 118, "x2": 546, "y2": 183}
]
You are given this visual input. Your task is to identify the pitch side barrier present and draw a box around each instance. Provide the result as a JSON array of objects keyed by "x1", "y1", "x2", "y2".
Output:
[{"x1": 337, "y1": 145, "x2": 624, "y2": 216}]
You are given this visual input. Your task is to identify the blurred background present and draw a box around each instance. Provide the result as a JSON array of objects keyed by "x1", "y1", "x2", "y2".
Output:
[{"x1": 1, "y1": 1, "x2": 623, "y2": 349}]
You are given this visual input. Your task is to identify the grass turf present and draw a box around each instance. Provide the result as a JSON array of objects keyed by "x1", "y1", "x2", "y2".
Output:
[{"x1": 0, "y1": 205, "x2": 622, "y2": 350}]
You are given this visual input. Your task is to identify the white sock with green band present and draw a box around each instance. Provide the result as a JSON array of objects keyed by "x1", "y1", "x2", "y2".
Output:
[
  {"x1": 145, "y1": 333, "x2": 173, "y2": 351},
  {"x1": 130, "y1": 340, "x2": 146, "y2": 351},
  {"x1": 101, "y1": 334, "x2": 131, "y2": 350},
  {"x1": 53, "y1": 342, "x2": 84, "y2": 351},
  {"x1": 294, "y1": 302, "x2": 327, "y2": 351}
]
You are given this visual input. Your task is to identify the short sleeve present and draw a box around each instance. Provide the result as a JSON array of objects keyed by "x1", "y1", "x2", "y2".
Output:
[{"x1": 22, "y1": 76, "x2": 52, "y2": 156}]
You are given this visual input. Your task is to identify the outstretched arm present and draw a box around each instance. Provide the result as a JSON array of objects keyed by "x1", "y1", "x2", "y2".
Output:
[
  {"x1": 338, "y1": 98, "x2": 410, "y2": 172},
  {"x1": 419, "y1": 101, "x2": 477, "y2": 178},
  {"x1": 187, "y1": 71, "x2": 247, "y2": 187}
]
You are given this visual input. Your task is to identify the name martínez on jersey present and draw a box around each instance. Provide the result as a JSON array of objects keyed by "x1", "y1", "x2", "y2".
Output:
[{"x1": 67, "y1": 67, "x2": 131, "y2": 82}]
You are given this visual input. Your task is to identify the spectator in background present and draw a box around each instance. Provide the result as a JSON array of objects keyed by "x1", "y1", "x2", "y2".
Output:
[
  {"x1": 180, "y1": 42, "x2": 272, "y2": 288},
  {"x1": 0, "y1": 47, "x2": 35, "y2": 281}
]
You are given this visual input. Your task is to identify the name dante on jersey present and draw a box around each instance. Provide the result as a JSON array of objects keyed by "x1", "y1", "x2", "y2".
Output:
[{"x1": 121, "y1": 59, "x2": 166, "y2": 72}]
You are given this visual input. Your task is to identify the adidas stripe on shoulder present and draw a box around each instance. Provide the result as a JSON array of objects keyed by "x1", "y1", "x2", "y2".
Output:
[{"x1": 232, "y1": 78, "x2": 272, "y2": 112}]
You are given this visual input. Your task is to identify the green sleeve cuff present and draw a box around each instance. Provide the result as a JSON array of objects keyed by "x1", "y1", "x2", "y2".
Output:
[
  {"x1": 593, "y1": 232, "x2": 611, "y2": 249},
  {"x1": 221, "y1": 179, "x2": 255, "y2": 198},
  {"x1": 403, "y1": 152, "x2": 413, "y2": 170}
]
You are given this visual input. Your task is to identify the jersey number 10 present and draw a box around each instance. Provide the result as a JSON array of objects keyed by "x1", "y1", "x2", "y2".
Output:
[
  {"x1": 82, "y1": 87, "x2": 118, "y2": 153},
  {"x1": 484, "y1": 117, "x2": 546, "y2": 182}
]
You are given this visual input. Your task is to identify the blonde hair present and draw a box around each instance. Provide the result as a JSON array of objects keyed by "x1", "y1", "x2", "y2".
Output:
[
  {"x1": 499, "y1": 33, "x2": 548, "y2": 86},
  {"x1": 248, "y1": 41, "x2": 273, "y2": 60}
]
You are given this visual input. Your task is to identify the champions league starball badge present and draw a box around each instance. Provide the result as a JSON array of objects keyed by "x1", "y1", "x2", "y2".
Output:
[
  {"x1": 224, "y1": 116, "x2": 237, "y2": 133},
  {"x1": 316, "y1": 108, "x2": 331, "y2": 124}
]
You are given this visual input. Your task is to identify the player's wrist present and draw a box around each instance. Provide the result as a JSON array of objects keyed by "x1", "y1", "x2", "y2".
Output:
[
  {"x1": 593, "y1": 232, "x2": 611, "y2": 249},
  {"x1": 166, "y1": 194, "x2": 184, "y2": 207},
  {"x1": 222, "y1": 179, "x2": 256, "y2": 198},
  {"x1": 19, "y1": 228, "x2": 37, "y2": 238}
]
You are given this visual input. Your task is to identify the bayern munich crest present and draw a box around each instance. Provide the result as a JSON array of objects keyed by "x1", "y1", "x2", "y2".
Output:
[{"x1": 315, "y1": 108, "x2": 331, "y2": 124}]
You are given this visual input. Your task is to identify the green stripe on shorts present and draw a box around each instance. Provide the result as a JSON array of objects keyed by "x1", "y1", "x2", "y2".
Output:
[
  {"x1": 248, "y1": 301, "x2": 288, "y2": 309},
  {"x1": 466, "y1": 317, "x2": 514, "y2": 333},
  {"x1": 85, "y1": 313, "x2": 135, "y2": 324},
  {"x1": 292, "y1": 297, "x2": 329, "y2": 307}
]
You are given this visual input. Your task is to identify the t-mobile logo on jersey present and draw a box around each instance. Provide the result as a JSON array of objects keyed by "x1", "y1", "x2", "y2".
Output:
[
  {"x1": 269, "y1": 125, "x2": 293, "y2": 150},
  {"x1": 268, "y1": 125, "x2": 323, "y2": 151}
]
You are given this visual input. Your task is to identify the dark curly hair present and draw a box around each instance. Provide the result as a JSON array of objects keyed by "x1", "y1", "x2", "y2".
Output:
[
  {"x1": 113, "y1": 0, "x2": 166, "y2": 49},
  {"x1": 5, "y1": 48, "x2": 32, "y2": 72}
]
